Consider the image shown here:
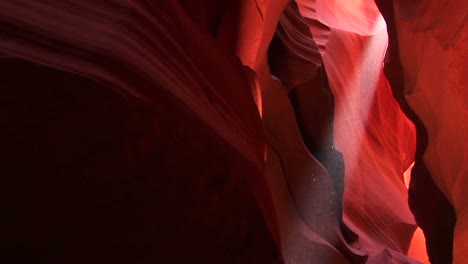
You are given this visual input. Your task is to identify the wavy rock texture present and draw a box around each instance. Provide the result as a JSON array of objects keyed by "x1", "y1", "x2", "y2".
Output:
[
  {"x1": 0, "y1": 1, "x2": 280, "y2": 263},
  {"x1": 386, "y1": 0, "x2": 467, "y2": 263},
  {"x1": 0, "y1": 0, "x2": 465, "y2": 263},
  {"x1": 310, "y1": 0, "x2": 418, "y2": 256}
]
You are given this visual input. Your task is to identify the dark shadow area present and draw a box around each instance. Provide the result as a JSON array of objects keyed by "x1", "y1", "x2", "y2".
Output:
[{"x1": 0, "y1": 58, "x2": 281, "y2": 264}]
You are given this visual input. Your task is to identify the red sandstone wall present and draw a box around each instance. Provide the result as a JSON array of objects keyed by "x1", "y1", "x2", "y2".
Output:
[{"x1": 0, "y1": 0, "x2": 465, "y2": 263}]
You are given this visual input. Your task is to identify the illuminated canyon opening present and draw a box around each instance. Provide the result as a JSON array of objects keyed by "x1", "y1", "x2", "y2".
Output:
[{"x1": 1, "y1": 1, "x2": 466, "y2": 264}]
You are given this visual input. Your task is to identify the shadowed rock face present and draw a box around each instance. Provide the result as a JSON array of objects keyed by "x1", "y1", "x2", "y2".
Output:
[
  {"x1": 374, "y1": 1, "x2": 457, "y2": 263},
  {"x1": 0, "y1": 0, "x2": 465, "y2": 263},
  {"x1": 0, "y1": 58, "x2": 281, "y2": 264}
]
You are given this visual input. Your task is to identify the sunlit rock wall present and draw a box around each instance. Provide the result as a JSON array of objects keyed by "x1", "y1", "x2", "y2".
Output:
[
  {"x1": 1, "y1": 0, "x2": 465, "y2": 263},
  {"x1": 262, "y1": 1, "x2": 421, "y2": 262}
]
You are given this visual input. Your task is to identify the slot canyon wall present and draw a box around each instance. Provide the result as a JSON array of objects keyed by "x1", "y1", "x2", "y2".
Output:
[{"x1": 0, "y1": 0, "x2": 466, "y2": 263}]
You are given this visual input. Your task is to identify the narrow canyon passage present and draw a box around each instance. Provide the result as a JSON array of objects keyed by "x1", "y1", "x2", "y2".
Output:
[{"x1": 0, "y1": 1, "x2": 466, "y2": 263}]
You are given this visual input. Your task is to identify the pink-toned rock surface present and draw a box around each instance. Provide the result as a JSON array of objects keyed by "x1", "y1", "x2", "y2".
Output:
[
  {"x1": 1, "y1": 0, "x2": 465, "y2": 263},
  {"x1": 313, "y1": 5, "x2": 418, "y2": 256}
]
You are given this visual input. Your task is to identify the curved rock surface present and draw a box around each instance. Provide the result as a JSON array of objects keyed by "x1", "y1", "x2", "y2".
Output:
[
  {"x1": 1, "y1": 0, "x2": 465, "y2": 263},
  {"x1": 390, "y1": 1, "x2": 467, "y2": 263}
]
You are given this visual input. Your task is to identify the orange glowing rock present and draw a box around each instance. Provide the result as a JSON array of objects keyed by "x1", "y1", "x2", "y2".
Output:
[{"x1": 1, "y1": 0, "x2": 465, "y2": 263}]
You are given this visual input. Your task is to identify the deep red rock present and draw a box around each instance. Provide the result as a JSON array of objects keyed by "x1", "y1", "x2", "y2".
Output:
[{"x1": 1, "y1": 0, "x2": 465, "y2": 263}]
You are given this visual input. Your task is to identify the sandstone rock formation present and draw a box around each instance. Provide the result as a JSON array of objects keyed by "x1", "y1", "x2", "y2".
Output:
[{"x1": 1, "y1": 0, "x2": 465, "y2": 263}]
